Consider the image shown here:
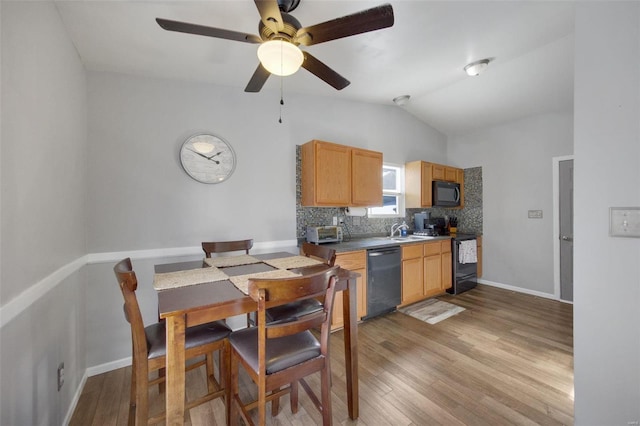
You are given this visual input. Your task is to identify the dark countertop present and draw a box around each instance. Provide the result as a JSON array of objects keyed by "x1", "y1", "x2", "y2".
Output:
[{"x1": 315, "y1": 235, "x2": 452, "y2": 253}]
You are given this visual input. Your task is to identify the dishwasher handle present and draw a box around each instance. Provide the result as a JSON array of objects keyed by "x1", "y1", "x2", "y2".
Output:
[{"x1": 368, "y1": 247, "x2": 401, "y2": 257}]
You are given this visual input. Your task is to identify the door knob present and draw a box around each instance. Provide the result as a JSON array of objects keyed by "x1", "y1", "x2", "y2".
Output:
[{"x1": 561, "y1": 235, "x2": 573, "y2": 242}]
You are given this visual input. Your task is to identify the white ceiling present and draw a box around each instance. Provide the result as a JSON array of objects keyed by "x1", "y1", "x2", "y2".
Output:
[{"x1": 55, "y1": 0, "x2": 576, "y2": 137}]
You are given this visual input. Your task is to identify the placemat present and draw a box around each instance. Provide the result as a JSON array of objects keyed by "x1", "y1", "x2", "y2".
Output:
[
  {"x1": 153, "y1": 266, "x2": 229, "y2": 291},
  {"x1": 262, "y1": 255, "x2": 324, "y2": 270},
  {"x1": 204, "y1": 254, "x2": 262, "y2": 268},
  {"x1": 229, "y1": 269, "x2": 301, "y2": 295}
]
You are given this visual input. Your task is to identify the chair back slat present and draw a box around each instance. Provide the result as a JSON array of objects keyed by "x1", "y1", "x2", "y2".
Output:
[
  {"x1": 248, "y1": 273, "x2": 330, "y2": 306},
  {"x1": 113, "y1": 258, "x2": 149, "y2": 361},
  {"x1": 301, "y1": 242, "x2": 336, "y2": 266},
  {"x1": 202, "y1": 239, "x2": 254, "y2": 258},
  {"x1": 249, "y1": 266, "x2": 339, "y2": 340},
  {"x1": 266, "y1": 310, "x2": 326, "y2": 339}
]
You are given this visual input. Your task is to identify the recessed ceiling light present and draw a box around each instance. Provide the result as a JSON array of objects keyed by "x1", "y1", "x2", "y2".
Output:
[
  {"x1": 393, "y1": 95, "x2": 410, "y2": 106},
  {"x1": 464, "y1": 58, "x2": 492, "y2": 76}
]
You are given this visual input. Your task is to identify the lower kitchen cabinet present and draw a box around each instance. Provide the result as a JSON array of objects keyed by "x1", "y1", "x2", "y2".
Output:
[
  {"x1": 441, "y1": 240, "x2": 452, "y2": 290},
  {"x1": 401, "y1": 239, "x2": 453, "y2": 304},
  {"x1": 332, "y1": 250, "x2": 367, "y2": 330},
  {"x1": 401, "y1": 244, "x2": 424, "y2": 305}
]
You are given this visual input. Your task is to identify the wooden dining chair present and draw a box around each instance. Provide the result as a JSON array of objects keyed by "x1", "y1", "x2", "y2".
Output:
[
  {"x1": 265, "y1": 242, "x2": 337, "y2": 324},
  {"x1": 113, "y1": 258, "x2": 231, "y2": 425},
  {"x1": 228, "y1": 266, "x2": 339, "y2": 426},
  {"x1": 202, "y1": 239, "x2": 255, "y2": 326},
  {"x1": 202, "y1": 239, "x2": 254, "y2": 258}
]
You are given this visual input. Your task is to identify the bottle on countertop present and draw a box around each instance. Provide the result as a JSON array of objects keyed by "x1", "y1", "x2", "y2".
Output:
[{"x1": 400, "y1": 221, "x2": 408, "y2": 237}]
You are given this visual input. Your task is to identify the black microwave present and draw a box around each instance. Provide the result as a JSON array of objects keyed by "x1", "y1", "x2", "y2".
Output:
[{"x1": 432, "y1": 181, "x2": 461, "y2": 207}]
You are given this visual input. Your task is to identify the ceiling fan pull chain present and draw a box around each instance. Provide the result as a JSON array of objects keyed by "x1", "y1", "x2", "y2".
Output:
[{"x1": 279, "y1": 74, "x2": 284, "y2": 124}]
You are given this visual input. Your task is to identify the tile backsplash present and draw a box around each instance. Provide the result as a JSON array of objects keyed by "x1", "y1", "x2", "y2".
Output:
[{"x1": 296, "y1": 146, "x2": 483, "y2": 239}]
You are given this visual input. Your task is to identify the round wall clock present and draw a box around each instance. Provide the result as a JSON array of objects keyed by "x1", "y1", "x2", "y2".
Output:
[{"x1": 179, "y1": 133, "x2": 236, "y2": 184}]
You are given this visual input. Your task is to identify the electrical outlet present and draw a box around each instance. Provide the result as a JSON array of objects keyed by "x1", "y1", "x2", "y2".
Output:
[
  {"x1": 332, "y1": 216, "x2": 338, "y2": 225},
  {"x1": 57, "y1": 362, "x2": 64, "y2": 391}
]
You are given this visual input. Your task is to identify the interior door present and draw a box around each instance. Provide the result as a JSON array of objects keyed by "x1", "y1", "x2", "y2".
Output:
[{"x1": 559, "y1": 159, "x2": 574, "y2": 301}]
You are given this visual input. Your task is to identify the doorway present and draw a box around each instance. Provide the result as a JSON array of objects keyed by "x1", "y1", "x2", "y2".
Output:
[{"x1": 553, "y1": 156, "x2": 574, "y2": 302}]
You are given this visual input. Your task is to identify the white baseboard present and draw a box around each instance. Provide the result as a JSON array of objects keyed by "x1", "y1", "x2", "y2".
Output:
[
  {"x1": 87, "y1": 356, "x2": 132, "y2": 377},
  {"x1": 62, "y1": 370, "x2": 87, "y2": 426},
  {"x1": 478, "y1": 278, "x2": 559, "y2": 301}
]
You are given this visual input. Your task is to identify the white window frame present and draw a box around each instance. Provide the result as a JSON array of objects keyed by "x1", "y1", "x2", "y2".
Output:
[{"x1": 368, "y1": 163, "x2": 405, "y2": 218}]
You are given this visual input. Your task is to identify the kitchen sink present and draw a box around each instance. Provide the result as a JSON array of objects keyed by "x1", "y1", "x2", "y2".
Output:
[{"x1": 379, "y1": 235, "x2": 437, "y2": 241}]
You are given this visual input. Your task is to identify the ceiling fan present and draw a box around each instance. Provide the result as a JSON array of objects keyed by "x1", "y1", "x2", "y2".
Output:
[{"x1": 156, "y1": 0, "x2": 394, "y2": 92}]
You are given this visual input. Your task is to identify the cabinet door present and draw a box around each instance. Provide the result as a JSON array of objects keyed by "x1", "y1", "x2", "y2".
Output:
[
  {"x1": 302, "y1": 140, "x2": 351, "y2": 206},
  {"x1": 332, "y1": 251, "x2": 367, "y2": 330},
  {"x1": 351, "y1": 148, "x2": 383, "y2": 206},
  {"x1": 424, "y1": 255, "x2": 442, "y2": 297},
  {"x1": 444, "y1": 167, "x2": 457, "y2": 182},
  {"x1": 432, "y1": 164, "x2": 445, "y2": 181},
  {"x1": 420, "y1": 162, "x2": 433, "y2": 207},
  {"x1": 331, "y1": 270, "x2": 366, "y2": 330},
  {"x1": 402, "y1": 257, "x2": 423, "y2": 305},
  {"x1": 315, "y1": 142, "x2": 351, "y2": 206},
  {"x1": 441, "y1": 251, "x2": 452, "y2": 290}
]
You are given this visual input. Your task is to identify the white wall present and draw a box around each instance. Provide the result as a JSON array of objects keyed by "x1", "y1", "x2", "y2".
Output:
[
  {"x1": 573, "y1": 3, "x2": 640, "y2": 424},
  {"x1": 84, "y1": 71, "x2": 447, "y2": 368},
  {"x1": 86, "y1": 71, "x2": 447, "y2": 253},
  {"x1": 448, "y1": 112, "x2": 573, "y2": 295},
  {"x1": 1, "y1": 2, "x2": 88, "y2": 425}
]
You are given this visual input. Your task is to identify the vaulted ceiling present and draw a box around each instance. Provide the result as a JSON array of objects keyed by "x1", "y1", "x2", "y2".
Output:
[{"x1": 55, "y1": 0, "x2": 575, "y2": 137}]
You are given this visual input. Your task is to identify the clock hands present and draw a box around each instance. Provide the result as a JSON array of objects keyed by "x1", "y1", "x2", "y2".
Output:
[
  {"x1": 207, "y1": 151, "x2": 223, "y2": 160},
  {"x1": 187, "y1": 148, "x2": 220, "y2": 164}
]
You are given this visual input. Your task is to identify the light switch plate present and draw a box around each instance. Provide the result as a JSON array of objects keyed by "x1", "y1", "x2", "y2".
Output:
[
  {"x1": 528, "y1": 210, "x2": 543, "y2": 219},
  {"x1": 609, "y1": 207, "x2": 640, "y2": 238}
]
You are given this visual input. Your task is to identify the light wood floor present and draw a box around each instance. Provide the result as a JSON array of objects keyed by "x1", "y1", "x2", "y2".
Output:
[{"x1": 70, "y1": 284, "x2": 574, "y2": 425}]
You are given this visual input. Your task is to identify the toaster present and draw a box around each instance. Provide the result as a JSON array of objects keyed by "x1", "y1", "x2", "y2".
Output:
[{"x1": 306, "y1": 226, "x2": 343, "y2": 244}]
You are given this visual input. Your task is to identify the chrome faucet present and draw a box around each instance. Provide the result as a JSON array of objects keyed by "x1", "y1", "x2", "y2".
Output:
[{"x1": 390, "y1": 222, "x2": 400, "y2": 237}]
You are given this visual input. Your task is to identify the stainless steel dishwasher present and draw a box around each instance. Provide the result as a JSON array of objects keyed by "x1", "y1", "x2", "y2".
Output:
[{"x1": 365, "y1": 245, "x2": 401, "y2": 319}]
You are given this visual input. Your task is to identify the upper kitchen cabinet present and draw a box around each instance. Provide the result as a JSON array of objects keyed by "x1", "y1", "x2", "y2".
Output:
[
  {"x1": 405, "y1": 160, "x2": 465, "y2": 208},
  {"x1": 301, "y1": 140, "x2": 382, "y2": 207}
]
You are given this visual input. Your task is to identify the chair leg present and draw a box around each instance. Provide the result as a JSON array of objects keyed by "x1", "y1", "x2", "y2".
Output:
[
  {"x1": 290, "y1": 381, "x2": 299, "y2": 414},
  {"x1": 271, "y1": 387, "x2": 280, "y2": 417},
  {"x1": 229, "y1": 349, "x2": 239, "y2": 426},
  {"x1": 135, "y1": 363, "x2": 149, "y2": 426},
  {"x1": 258, "y1": 376, "x2": 267, "y2": 426},
  {"x1": 222, "y1": 342, "x2": 231, "y2": 424},
  {"x1": 206, "y1": 353, "x2": 215, "y2": 394},
  {"x1": 128, "y1": 363, "x2": 137, "y2": 426},
  {"x1": 320, "y1": 366, "x2": 332, "y2": 426}
]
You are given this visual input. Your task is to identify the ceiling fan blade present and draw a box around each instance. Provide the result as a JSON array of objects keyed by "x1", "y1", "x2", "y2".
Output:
[
  {"x1": 294, "y1": 3, "x2": 394, "y2": 46},
  {"x1": 245, "y1": 63, "x2": 271, "y2": 92},
  {"x1": 301, "y1": 51, "x2": 350, "y2": 90},
  {"x1": 254, "y1": 0, "x2": 285, "y2": 34},
  {"x1": 156, "y1": 18, "x2": 262, "y2": 44}
]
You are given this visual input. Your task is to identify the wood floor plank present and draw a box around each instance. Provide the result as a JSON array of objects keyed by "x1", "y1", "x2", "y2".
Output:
[{"x1": 71, "y1": 284, "x2": 574, "y2": 425}]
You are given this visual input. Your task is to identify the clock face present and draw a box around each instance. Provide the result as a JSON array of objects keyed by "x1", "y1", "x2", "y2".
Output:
[{"x1": 179, "y1": 134, "x2": 236, "y2": 184}]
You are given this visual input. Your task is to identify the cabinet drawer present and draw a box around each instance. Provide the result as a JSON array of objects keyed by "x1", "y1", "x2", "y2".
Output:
[
  {"x1": 423, "y1": 241, "x2": 441, "y2": 257},
  {"x1": 441, "y1": 240, "x2": 452, "y2": 253},
  {"x1": 402, "y1": 244, "x2": 423, "y2": 260},
  {"x1": 335, "y1": 250, "x2": 366, "y2": 270}
]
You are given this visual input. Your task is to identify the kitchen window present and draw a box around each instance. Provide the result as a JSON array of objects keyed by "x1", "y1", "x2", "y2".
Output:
[{"x1": 368, "y1": 163, "x2": 405, "y2": 217}]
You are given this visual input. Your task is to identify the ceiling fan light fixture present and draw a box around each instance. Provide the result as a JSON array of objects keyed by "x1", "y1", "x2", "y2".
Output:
[
  {"x1": 464, "y1": 58, "x2": 491, "y2": 76},
  {"x1": 257, "y1": 40, "x2": 304, "y2": 76}
]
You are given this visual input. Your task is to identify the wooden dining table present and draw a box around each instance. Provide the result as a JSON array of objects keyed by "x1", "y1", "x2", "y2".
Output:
[{"x1": 154, "y1": 251, "x2": 360, "y2": 425}]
